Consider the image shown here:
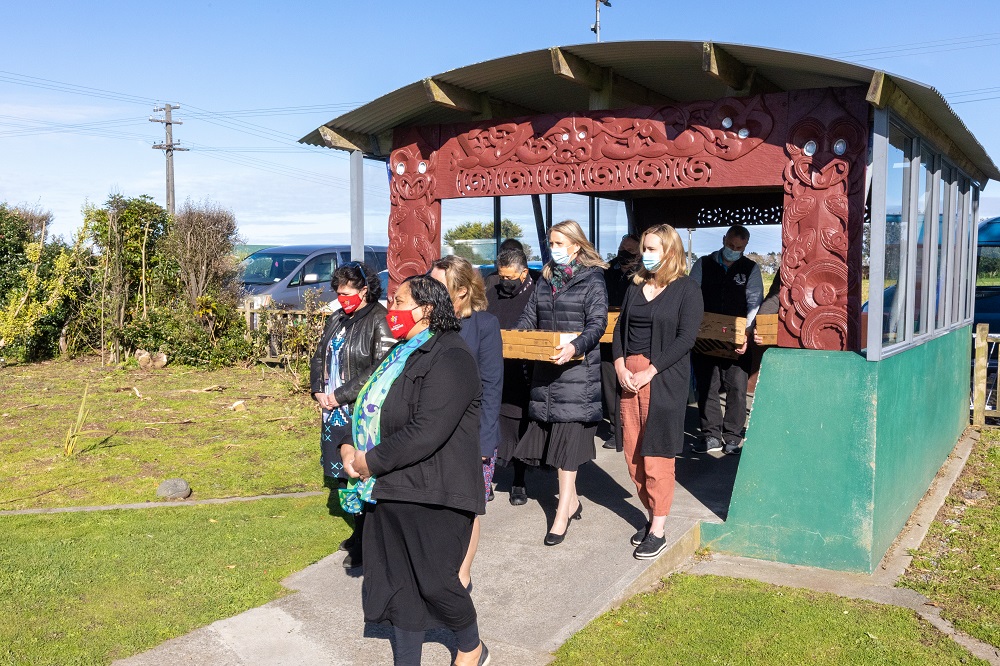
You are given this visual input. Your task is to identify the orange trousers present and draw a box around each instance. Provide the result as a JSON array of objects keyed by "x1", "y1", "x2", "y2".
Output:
[{"x1": 620, "y1": 354, "x2": 676, "y2": 516}]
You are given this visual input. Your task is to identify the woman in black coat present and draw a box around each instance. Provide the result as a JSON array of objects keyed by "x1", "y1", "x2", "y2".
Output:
[
  {"x1": 308, "y1": 262, "x2": 394, "y2": 568},
  {"x1": 612, "y1": 224, "x2": 704, "y2": 560},
  {"x1": 348, "y1": 275, "x2": 488, "y2": 666},
  {"x1": 513, "y1": 220, "x2": 608, "y2": 546}
]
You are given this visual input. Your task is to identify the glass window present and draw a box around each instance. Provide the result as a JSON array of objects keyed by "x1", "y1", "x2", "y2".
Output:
[
  {"x1": 441, "y1": 197, "x2": 500, "y2": 266},
  {"x1": 295, "y1": 253, "x2": 338, "y2": 286},
  {"x1": 950, "y1": 181, "x2": 966, "y2": 323},
  {"x1": 914, "y1": 150, "x2": 934, "y2": 334},
  {"x1": 954, "y1": 180, "x2": 971, "y2": 322},
  {"x1": 936, "y1": 166, "x2": 953, "y2": 327},
  {"x1": 883, "y1": 124, "x2": 912, "y2": 344},
  {"x1": 969, "y1": 186, "x2": 981, "y2": 315},
  {"x1": 598, "y1": 197, "x2": 630, "y2": 262},
  {"x1": 239, "y1": 252, "x2": 307, "y2": 285}
]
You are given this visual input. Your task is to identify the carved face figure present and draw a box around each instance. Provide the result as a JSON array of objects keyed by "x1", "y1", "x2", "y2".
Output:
[{"x1": 390, "y1": 145, "x2": 435, "y2": 202}]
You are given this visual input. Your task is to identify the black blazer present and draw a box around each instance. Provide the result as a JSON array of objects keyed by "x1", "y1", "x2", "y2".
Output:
[
  {"x1": 309, "y1": 302, "x2": 395, "y2": 408},
  {"x1": 365, "y1": 330, "x2": 486, "y2": 516},
  {"x1": 612, "y1": 277, "x2": 704, "y2": 457},
  {"x1": 516, "y1": 265, "x2": 608, "y2": 424}
]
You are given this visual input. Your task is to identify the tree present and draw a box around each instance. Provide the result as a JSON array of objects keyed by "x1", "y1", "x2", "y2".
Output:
[{"x1": 443, "y1": 219, "x2": 531, "y2": 263}]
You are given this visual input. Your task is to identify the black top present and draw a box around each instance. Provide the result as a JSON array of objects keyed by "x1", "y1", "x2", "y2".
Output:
[
  {"x1": 603, "y1": 257, "x2": 635, "y2": 308},
  {"x1": 626, "y1": 288, "x2": 655, "y2": 356},
  {"x1": 365, "y1": 330, "x2": 486, "y2": 515},
  {"x1": 309, "y1": 302, "x2": 395, "y2": 408},
  {"x1": 698, "y1": 255, "x2": 756, "y2": 317},
  {"x1": 458, "y1": 310, "x2": 503, "y2": 457},
  {"x1": 486, "y1": 276, "x2": 536, "y2": 419}
]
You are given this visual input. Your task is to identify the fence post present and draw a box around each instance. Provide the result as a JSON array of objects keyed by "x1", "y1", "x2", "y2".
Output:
[{"x1": 973, "y1": 323, "x2": 988, "y2": 426}]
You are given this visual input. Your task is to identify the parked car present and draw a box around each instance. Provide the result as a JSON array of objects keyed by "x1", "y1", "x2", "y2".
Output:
[{"x1": 239, "y1": 244, "x2": 387, "y2": 308}]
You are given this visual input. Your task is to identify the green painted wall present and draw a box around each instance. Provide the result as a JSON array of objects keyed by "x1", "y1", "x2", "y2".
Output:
[{"x1": 701, "y1": 326, "x2": 970, "y2": 572}]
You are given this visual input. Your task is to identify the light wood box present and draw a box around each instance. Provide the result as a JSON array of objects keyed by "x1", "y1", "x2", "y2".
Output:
[
  {"x1": 754, "y1": 314, "x2": 779, "y2": 346},
  {"x1": 501, "y1": 329, "x2": 581, "y2": 362},
  {"x1": 599, "y1": 310, "x2": 620, "y2": 344},
  {"x1": 695, "y1": 312, "x2": 748, "y2": 359}
]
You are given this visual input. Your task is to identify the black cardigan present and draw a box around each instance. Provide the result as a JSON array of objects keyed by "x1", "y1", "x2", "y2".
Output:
[
  {"x1": 612, "y1": 277, "x2": 704, "y2": 457},
  {"x1": 364, "y1": 330, "x2": 486, "y2": 516}
]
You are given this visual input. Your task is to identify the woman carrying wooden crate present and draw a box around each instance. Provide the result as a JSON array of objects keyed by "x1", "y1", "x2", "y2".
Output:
[
  {"x1": 511, "y1": 220, "x2": 608, "y2": 546},
  {"x1": 612, "y1": 224, "x2": 704, "y2": 560}
]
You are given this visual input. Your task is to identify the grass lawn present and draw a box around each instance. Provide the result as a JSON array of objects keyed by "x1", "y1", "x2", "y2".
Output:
[
  {"x1": 0, "y1": 357, "x2": 323, "y2": 510},
  {"x1": 554, "y1": 574, "x2": 987, "y2": 666},
  {"x1": 901, "y1": 428, "x2": 1000, "y2": 647},
  {"x1": 0, "y1": 496, "x2": 350, "y2": 666}
]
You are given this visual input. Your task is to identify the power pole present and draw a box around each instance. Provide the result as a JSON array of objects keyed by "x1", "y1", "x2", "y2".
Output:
[{"x1": 150, "y1": 104, "x2": 188, "y2": 216}]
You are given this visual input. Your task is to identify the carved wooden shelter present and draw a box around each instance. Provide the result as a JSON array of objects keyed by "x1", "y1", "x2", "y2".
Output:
[{"x1": 303, "y1": 41, "x2": 999, "y2": 572}]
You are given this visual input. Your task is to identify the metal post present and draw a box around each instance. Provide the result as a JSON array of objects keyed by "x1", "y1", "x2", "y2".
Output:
[
  {"x1": 493, "y1": 196, "x2": 502, "y2": 259},
  {"x1": 531, "y1": 195, "x2": 549, "y2": 263},
  {"x1": 545, "y1": 194, "x2": 553, "y2": 231},
  {"x1": 866, "y1": 107, "x2": 889, "y2": 360},
  {"x1": 588, "y1": 195, "x2": 596, "y2": 244},
  {"x1": 350, "y1": 150, "x2": 364, "y2": 262}
]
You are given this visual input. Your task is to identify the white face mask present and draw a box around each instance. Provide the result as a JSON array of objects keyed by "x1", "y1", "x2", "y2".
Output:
[
  {"x1": 551, "y1": 248, "x2": 572, "y2": 265},
  {"x1": 721, "y1": 246, "x2": 743, "y2": 262},
  {"x1": 641, "y1": 252, "x2": 663, "y2": 271}
]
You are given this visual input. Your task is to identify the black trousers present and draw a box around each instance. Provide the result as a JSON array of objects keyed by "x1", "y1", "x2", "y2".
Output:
[
  {"x1": 600, "y1": 343, "x2": 618, "y2": 430},
  {"x1": 693, "y1": 352, "x2": 749, "y2": 445}
]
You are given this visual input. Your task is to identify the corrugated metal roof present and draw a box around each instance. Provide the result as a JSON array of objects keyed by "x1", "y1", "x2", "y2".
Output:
[{"x1": 300, "y1": 40, "x2": 998, "y2": 183}]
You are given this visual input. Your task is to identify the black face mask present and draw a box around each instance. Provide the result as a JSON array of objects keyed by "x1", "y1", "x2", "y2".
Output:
[
  {"x1": 617, "y1": 251, "x2": 638, "y2": 266},
  {"x1": 497, "y1": 277, "x2": 524, "y2": 297}
]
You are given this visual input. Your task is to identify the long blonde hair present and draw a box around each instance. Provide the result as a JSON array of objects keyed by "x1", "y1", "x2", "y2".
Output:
[
  {"x1": 430, "y1": 254, "x2": 487, "y2": 318},
  {"x1": 542, "y1": 219, "x2": 609, "y2": 281},
  {"x1": 633, "y1": 224, "x2": 686, "y2": 287}
]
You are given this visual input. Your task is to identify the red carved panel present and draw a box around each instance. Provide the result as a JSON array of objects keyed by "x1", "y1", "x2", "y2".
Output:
[
  {"x1": 432, "y1": 94, "x2": 790, "y2": 198},
  {"x1": 386, "y1": 128, "x2": 441, "y2": 294},
  {"x1": 778, "y1": 87, "x2": 868, "y2": 351}
]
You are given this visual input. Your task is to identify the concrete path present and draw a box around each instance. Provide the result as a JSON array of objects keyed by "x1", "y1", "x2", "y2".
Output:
[{"x1": 114, "y1": 434, "x2": 739, "y2": 666}]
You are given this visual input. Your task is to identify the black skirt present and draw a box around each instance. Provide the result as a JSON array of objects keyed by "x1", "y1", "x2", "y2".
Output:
[
  {"x1": 320, "y1": 421, "x2": 352, "y2": 479},
  {"x1": 495, "y1": 413, "x2": 530, "y2": 466},
  {"x1": 362, "y1": 500, "x2": 477, "y2": 632},
  {"x1": 510, "y1": 420, "x2": 597, "y2": 471}
]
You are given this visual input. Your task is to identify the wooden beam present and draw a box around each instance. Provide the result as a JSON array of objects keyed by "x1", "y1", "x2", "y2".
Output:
[
  {"x1": 549, "y1": 46, "x2": 674, "y2": 109},
  {"x1": 317, "y1": 126, "x2": 390, "y2": 158},
  {"x1": 868, "y1": 72, "x2": 988, "y2": 184},
  {"x1": 702, "y1": 42, "x2": 781, "y2": 96},
  {"x1": 423, "y1": 77, "x2": 536, "y2": 120}
]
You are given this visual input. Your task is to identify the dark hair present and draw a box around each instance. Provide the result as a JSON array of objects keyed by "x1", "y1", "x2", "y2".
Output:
[
  {"x1": 402, "y1": 274, "x2": 462, "y2": 333},
  {"x1": 726, "y1": 225, "x2": 751, "y2": 242},
  {"x1": 332, "y1": 261, "x2": 380, "y2": 303},
  {"x1": 499, "y1": 238, "x2": 524, "y2": 253},
  {"x1": 496, "y1": 247, "x2": 528, "y2": 271}
]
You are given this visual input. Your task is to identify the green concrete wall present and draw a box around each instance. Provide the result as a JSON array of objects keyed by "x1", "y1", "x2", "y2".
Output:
[{"x1": 701, "y1": 326, "x2": 970, "y2": 572}]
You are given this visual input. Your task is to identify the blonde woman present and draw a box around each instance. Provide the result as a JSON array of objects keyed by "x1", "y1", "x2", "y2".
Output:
[
  {"x1": 612, "y1": 224, "x2": 703, "y2": 559},
  {"x1": 429, "y1": 255, "x2": 502, "y2": 590},
  {"x1": 513, "y1": 220, "x2": 608, "y2": 546}
]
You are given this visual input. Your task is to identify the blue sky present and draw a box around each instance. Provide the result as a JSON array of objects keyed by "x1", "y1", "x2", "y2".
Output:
[{"x1": 1, "y1": 0, "x2": 998, "y2": 258}]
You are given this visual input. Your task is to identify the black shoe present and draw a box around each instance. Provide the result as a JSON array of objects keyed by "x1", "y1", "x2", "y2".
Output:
[
  {"x1": 723, "y1": 441, "x2": 742, "y2": 456},
  {"x1": 633, "y1": 532, "x2": 668, "y2": 560},
  {"x1": 338, "y1": 537, "x2": 351, "y2": 552},
  {"x1": 602, "y1": 439, "x2": 617, "y2": 449},
  {"x1": 476, "y1": 642, "x2": 491, "y2": 666},
  {"x1": 630, "y1": 522, "x2": 651, "y2": 547},
  {"x1": 693, "y1": 437, "x2": 722, "y2": 454},
  {"x1": 544, "y1": 502, "x2": 583, "y2": 546},
  {"x1": 342, "y1": 550, "x2": 362, "y2": 570},
  {"x1": 487, "y1": 486, "x2": 495, "y2": 502},
  {"x1": 509, "y1": 486, "x2": 527, "y2": 506}
]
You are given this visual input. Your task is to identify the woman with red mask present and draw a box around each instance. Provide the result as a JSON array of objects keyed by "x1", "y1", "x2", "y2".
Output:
[{"x1": 309, "y1": 261, "x2": 395, "y2": 570}]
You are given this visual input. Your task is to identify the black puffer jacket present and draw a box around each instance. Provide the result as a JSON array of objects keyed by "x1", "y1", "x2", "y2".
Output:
[
  {"x1": 516, "y1": 265, "x2": 608, "y2": 423},
  {"x1": 309, "y1": 302, "x2": 395, "y2": 408}
]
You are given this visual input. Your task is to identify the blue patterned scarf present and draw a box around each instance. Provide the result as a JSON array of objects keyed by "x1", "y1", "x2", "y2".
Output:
[{"x1": 338, "y1": 328, "x2": 433, "y2": 514}]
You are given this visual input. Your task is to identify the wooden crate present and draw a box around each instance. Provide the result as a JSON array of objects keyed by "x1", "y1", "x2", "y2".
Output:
[
  {"x1": 501, "y1": 329, "x2": 581, "y2": 362},
  {"x1": 599, "y1": 310, "x2": 620, "y2": 344},
  {"x1": 754, "y1": 314, "x2": 779, "y2": 346},
  {"x1": 695, "y1": 313, "x2": 748, "y2": 359}
]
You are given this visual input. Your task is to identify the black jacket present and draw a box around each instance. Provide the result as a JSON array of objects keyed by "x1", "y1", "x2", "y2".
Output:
[
  {"x1": 486, "y1": 275, "x2": 536, "y2": 420},
  {"x1": 458, "y1": 311, "x2": 503, "y2": 457},
  {"x1": 612, "y1": 278, "x2": 704, "y2": 457},
  {"x1": 309, "y1": 302, "x2": 395, "y2": 408},
  {"x1": 516, "y1": 265, "x2": 608, "y2": 423},
  {"x1": 365, "y1": 330, "x2": 486, "y2": 515}
]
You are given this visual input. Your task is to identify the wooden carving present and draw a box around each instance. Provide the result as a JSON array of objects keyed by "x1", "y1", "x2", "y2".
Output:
[
  {"x1": 386, "y1": 137, "x2": 441, "y2": 294},
  {"x1": 778, "y1": 88, "x2": 868, "y2": 351}
]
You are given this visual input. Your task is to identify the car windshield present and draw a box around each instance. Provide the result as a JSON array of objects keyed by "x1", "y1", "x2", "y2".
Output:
[{"x1": 239, "y1": 252, "x2": 308, "y2": 285}]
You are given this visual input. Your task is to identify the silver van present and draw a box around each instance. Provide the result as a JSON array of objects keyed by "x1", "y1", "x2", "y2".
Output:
[{"x1": 239, "y1": 244, "x2": 387, "y2": 308}]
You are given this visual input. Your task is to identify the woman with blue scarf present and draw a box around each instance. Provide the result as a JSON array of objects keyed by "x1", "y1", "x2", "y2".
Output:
[{"x1": 346, "y1": 275, "x2": 490, "y2": 666}]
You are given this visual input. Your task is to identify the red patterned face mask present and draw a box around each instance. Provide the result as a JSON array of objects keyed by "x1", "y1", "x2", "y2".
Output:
[
  {"x1": 386, "y1": 307, "x2": 421, "y2": 339},
  {"x1": 337, "y1": 292, "x2": 363, "y2": 314}
]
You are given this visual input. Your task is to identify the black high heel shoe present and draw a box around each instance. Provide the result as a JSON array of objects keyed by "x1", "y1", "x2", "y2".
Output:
[{"x1": 543, "y1": 502, "x2": 583, "y2": 546}]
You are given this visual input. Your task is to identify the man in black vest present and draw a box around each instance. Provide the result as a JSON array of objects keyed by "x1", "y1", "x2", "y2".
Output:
[{"x1": 689, "y1": 224, "x2": 763, "y2": 456}]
